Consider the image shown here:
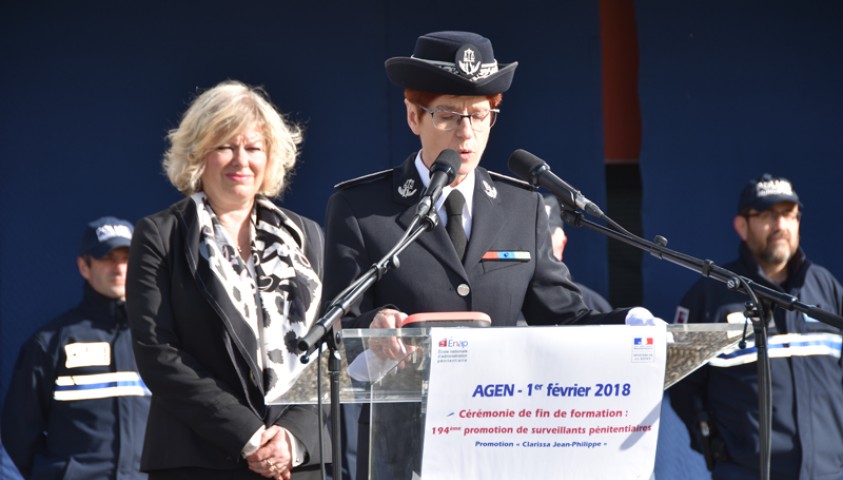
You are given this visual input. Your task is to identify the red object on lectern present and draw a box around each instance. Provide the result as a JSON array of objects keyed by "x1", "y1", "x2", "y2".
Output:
[{"x1": 400, "y1": 311, "x2": 492, "y2": 328}]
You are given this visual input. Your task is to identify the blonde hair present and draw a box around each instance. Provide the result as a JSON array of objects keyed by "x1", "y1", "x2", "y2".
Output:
[{"x1": 163, "y1": 80, "x2": 303, "y2": 197}]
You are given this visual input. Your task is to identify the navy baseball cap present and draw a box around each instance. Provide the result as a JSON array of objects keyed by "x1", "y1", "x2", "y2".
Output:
[
  {"x1": 79, "y1": 216, "x2": 133, "y2": 258},
  {"x1": 738, "y1": 173, "x2": 802, "y2": 214}
]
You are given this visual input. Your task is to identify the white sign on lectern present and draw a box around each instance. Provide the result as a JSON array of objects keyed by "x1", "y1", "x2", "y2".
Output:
[{"x1": 421, "y1": 325, "x2": 666, "y2": 479}]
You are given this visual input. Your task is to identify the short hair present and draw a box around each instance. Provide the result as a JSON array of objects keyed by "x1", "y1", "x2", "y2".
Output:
[
  {"x1": 163, "y1": 80, "x2": 303, "y2": 197},
  {"x1": 404, "y1": 88, "x2": 503, "y2": 111}
]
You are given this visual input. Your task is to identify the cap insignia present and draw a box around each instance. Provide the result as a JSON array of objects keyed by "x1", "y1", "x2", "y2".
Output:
[
  {"x1": 456, "y1": 45, "x2": 481, "y2": 77},
  {"x1": 755, "y1": 178, "x2": 794, "y2": 198}
]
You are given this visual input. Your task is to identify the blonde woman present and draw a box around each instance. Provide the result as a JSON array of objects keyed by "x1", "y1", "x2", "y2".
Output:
[{"x1": 127, "y1": 80, "x2": 328, "y2": 480}]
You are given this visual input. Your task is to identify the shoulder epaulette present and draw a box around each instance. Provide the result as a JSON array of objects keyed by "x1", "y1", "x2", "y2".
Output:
[
  {"x1": 488, "y1": 171, "x2": 536, "y2": 191},
  {"x1": 334, "y1": 169, "x2": 393, "y2": 190}
]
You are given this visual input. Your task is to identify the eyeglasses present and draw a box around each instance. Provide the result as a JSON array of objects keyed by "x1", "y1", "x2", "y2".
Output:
[
  {"x1": 744, "y1": 210, "x2": 802, "y2": 223},
  {"x1": 415, "y1": 104, "x2": 499, "y2": 132}
]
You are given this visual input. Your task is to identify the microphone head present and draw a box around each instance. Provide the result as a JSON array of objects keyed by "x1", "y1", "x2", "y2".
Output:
[
  {"x1": 430, "y1": 148, "x2": 462, "y2": 183},
  {"x1": 508, "y1": 149, "x2": 547, "y2": 183}
]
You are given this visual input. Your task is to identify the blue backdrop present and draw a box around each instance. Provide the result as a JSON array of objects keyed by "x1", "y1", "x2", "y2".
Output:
[{"x1": 637, "y1": 1, "x2": 843, "y2": 320}]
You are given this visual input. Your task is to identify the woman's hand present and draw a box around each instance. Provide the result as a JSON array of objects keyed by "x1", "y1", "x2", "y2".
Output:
[
  {"x1": 368, "y1": 308, "x2": 411, "y2": 361},
  {"x1": 246, "y1": 426, "x2": 293, "y2": 480}
]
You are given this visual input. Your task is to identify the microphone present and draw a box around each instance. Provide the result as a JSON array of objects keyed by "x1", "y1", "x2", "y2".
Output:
[
  {"x1": 416, "y1": 149, "x2": 461, "y2": 216},
  {"x1": 508, "y1": 149, "x2": 604, "y2": 217},
  {"x1": 297, "y1": 150, "x2": 461, "y2": 358}
]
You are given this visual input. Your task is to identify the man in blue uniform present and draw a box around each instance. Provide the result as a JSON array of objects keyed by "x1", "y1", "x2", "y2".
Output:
[
  {"x1": 670, "y1": 174, "x2": 843, "y2": 480},
  {"x1": 2, "y1": 216, "x2": 151, "y2": 479},
  {"x1": 324, "y1": 30, "x2": 657, "y2": 480}
]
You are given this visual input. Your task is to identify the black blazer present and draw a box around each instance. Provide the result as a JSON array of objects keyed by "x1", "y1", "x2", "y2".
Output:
[{"x1": 126, "y1": 196, "x2": 329, "y2": 477}]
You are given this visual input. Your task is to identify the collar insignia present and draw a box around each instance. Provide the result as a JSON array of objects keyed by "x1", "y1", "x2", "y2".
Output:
[
  {"x1": 398, "y1": 178, "x2": 418, "y2": 198},
  {"x1": 482, "y1": 180, "x2": 497, "y2": 199}
]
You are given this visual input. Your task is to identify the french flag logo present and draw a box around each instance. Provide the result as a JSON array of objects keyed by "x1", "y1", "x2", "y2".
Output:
[{"x1": 634, "y1": 337, "x2": 654, "y2": 346}]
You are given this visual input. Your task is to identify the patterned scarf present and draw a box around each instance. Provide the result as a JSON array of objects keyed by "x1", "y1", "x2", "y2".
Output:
[{"x1": 192, "y1": 193, "x2": 322, "y2": 401}]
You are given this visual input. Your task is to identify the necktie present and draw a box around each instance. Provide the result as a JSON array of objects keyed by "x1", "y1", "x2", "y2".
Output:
[{"x1": 445, "y1": 190, "x2": 467, "y2": 260}]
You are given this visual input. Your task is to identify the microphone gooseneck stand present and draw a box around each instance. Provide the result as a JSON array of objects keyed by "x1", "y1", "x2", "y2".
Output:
[
  {"x1": 558, "y1": 206, "x2": 843, "y2": 480},
  {"x1": 296, "y1": 207, "x2": 441, "y2": 480}
]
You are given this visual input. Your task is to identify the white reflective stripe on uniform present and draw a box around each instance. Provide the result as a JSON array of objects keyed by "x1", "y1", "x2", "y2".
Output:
[
  {"x1": 710, "y1": 332, "x2": 843, "y2": 367},
  {"x1": 53, "y1": 371, "x2": 151, "y2": 401}
]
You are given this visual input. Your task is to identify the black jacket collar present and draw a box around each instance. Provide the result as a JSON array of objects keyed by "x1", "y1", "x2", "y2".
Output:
[
  {"x1": 80, "y1": 282, "x2": 127, "y2": 328},
  {"x1": 738, "y1": 242, "x2": 810, "y2": 291}
]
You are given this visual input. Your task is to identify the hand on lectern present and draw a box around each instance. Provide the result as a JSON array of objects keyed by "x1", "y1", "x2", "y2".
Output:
[
  {"x1": 367, "y1": 308, "x2": 409, "y2": 359},
  {"x1": 624, "y1": 307, "x2": 667, "y2": 326},
  {"x1": 346, "y1": 308, "x2": 421, "y2": 383},
  {"x1": 625, "y1": 307, "x2": 673, "y2": 343}
]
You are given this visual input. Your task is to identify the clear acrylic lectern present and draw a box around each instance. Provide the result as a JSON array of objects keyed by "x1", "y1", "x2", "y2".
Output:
[{"x1": 269, "y1": 324, "x2": 745, "y2": 479}]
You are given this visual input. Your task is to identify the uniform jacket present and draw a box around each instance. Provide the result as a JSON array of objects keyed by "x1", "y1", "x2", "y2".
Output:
[
  {"x1": 2, "y1": 284, "x2": 151, "y2": 480},
  {"x1": 323, "y1": 154, "x2": 628, "y2": 328},
  {"x1": 670, "y1": 244, "x2": 843, "y2": 480},
  {"x1": 325, "y1": 154, "x2": 628, "y2": 479},
  {"x1": 575, "y1": 282, "x2": 612, "y2": 313},
  {"x1": 125, "y1": 196, "x2": 329, "y2": 478}
]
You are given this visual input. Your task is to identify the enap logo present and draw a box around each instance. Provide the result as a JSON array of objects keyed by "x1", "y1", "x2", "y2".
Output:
[{"x1": 438, "y1": 337, "x2": 469, "y2": 349}]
